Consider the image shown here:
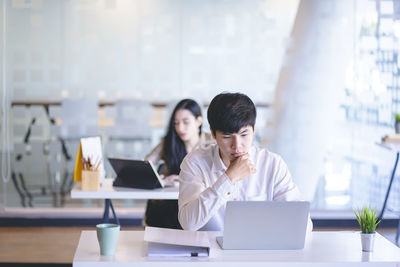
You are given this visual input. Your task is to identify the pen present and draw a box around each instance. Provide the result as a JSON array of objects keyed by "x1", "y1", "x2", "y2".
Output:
[
  {"x1": 82, "y1": 158, "x2": 88, "y2": 170},
  {"x1": 88, "y1": 157, "x2": 92, "y2": 170}
]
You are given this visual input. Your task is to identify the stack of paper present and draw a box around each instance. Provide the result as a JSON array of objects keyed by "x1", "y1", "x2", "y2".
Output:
[{"x1": 144, "y1": 226, "x2": 210, "y2": 257}]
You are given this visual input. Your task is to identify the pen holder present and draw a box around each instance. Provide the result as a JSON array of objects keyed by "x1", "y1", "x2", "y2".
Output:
[{"x1": 81, "y1": 170, "x2": 100, "y2": 191}]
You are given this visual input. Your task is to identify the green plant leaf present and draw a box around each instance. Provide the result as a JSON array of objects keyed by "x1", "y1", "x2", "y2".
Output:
[
  {"x1": 395, "y1": 113, "x2": 400, "y2": 123},
  {"x1": 353, "y1": 206, "x2": 381, "y2": 234}
]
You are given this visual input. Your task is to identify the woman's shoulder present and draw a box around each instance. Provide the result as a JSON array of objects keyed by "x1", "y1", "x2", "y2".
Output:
[
  {"x1": 199, "y1": 132, "x2": 215, "y2": 148},
  {"x1": 144, "y1": 140, "x2": 164, "y2": 163}
]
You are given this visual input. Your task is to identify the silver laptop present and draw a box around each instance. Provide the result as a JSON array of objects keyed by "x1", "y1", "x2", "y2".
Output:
[{"x1": 216, "y1": 201, "x2": 310, "y2": 250}]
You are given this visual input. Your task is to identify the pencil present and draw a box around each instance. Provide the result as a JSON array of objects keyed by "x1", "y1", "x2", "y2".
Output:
[{"x1": 95, "y1": 159, "x2": 102, "y2": 171}]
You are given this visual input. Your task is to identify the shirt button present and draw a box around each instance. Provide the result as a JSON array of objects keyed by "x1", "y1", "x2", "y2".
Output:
[
  {"x1": 234, "y1": 198, "x2": 237, "y2": 201},
  {"x1": 227, "y1": 192, "x2": 231, "y2": 195}
]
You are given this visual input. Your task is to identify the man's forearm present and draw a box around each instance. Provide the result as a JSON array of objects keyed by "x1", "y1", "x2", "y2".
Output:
[
  {"x1": 179, "y1": 173, "x2": 234, "y2": 230},
  {"x1": 178, "y1": 188, "x2": 221, "y2": 230}
]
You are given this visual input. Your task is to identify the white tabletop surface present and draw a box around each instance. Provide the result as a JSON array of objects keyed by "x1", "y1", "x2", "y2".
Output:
[
  {"x1": 378, "y1": 141, "x2": 400, "y2": 152},
  {"x1": 70, "y1": 179, "x2": 179, "y2": 200},
  {"x1": 73, "y1": 230, "x2": 400, "y2": 266}
]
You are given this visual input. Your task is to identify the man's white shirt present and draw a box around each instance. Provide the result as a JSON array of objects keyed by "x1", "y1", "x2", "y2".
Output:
[{"x1": 178, "y1": 144, "x2": 311, "y2": 231}]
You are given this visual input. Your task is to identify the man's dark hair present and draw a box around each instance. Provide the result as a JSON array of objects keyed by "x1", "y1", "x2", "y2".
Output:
[{"x1": 207, "y1": 92, "x2": 256, "y2": 135}]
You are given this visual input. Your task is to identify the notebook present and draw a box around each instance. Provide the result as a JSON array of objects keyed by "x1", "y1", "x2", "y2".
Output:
[
  {"x1": 144, "y1": 226, "x2": 210, "y2": 257},
  {"x1": 108, "y1": 157, "x2": 165, "y2": 189},
  {"x1": 216, "y1": 201, "x2": 310, "y2": 250}
]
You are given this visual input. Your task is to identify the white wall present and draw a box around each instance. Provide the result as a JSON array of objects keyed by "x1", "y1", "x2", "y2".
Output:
[
  {"x1": 272, "y1": 0, "x2": 355, "y2": 201},
  {"x1": 6, "y1": 0, "x2": 299, "y2": 104}
]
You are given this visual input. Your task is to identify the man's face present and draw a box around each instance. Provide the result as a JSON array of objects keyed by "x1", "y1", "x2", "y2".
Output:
[{"x1": 212, "y1": 125, "x2": 254, "y2": 165}]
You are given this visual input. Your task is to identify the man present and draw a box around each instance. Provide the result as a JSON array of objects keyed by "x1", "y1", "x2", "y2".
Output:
[{"x1": 178, "y1": 92, "x2": 312, "y2": 231}]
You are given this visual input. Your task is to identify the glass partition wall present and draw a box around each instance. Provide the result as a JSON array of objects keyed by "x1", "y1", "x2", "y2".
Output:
[{"x1": 0, "y1": 0, "x2": 399, "y2": 221}]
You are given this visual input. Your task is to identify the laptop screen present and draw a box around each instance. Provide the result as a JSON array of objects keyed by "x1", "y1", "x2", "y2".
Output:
[
  {"x1": 108, "y1": 157, "x2": 164, "y2": 190},
  {"x1": 219, "y1": 201, "x2": 310, "y2": 250}
]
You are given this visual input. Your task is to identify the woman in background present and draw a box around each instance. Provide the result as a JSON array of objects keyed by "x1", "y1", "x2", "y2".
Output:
[{"x1": 144, "y1": 99, "x2": 214, "y2": 229}]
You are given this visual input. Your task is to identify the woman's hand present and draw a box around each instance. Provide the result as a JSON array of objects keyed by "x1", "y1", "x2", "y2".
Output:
[
  {"x1": 164, "y1": 174, "x2": 179, "y2": 183},
  {"x1": 159, "y1": 174, "x2": 179, "y2": 186},
  {"x1": 159, "y1": 174, "x2": 179, "y2": 185}
]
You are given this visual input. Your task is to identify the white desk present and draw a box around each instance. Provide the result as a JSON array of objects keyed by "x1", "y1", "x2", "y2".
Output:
[
  {"x1": 73, "y1": 230, "x2": 400, "y2": 266},
  {"x1": 70, "y1": 179, "x2": 179, "y2": 224},
  {"x1": 71, "y1": 178, "x2": 179, "y2": 200}
]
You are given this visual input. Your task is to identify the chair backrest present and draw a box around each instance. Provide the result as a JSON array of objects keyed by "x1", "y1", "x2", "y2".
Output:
[
  {"x1": 13, "y1": 141, "x2": 49, "y2": 183},
  {"x1": 12, "y1": 106, "x2": 31, "y2": 144},
  {"x1": 103, "y1": 99, "x2": 153, "y2": 163},
  {"x1": 60, "y1": 99, "x2": 99, "y2": 139},
  {"x1": 12, "y1": 105, "x2": 52, "y2": 145},
  {"x1": 108, "y1": 99, "x2": 153, "y2": 139}
]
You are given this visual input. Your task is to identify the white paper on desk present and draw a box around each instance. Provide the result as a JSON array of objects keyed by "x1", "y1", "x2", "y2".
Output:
[
  {"x1": 144, "y1": 226, "x2": 210, "y2": 257},
  {"x1": 80, "y1": 136, "x2": 105, "y2": 182}
]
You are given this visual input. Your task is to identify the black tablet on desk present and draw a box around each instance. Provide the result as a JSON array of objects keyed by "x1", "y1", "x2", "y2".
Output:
[{"x1": 108, "y1": 157, "x2": 164, "y2": 189}]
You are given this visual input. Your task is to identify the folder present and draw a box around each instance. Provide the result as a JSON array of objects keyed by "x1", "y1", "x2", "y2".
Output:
[{"x1": 144, "y1": 226, "x2": 210, "y2": 257}]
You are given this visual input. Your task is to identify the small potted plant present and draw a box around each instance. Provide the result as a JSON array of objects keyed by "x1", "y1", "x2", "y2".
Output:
[
  {"x1": 395, "y1": 113, "x2": 400, "y2": 134},
  {"x1": 354, "y1": 206, "x2": 381, "y2": 252}
]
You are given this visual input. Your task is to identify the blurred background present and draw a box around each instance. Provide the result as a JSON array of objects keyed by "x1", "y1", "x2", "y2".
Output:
[{"x1": 0, "y1": 0, "x2": 399, "y2": 224}]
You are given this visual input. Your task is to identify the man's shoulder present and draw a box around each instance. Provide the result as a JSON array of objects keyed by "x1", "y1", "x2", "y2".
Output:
[
  {"x1": 183, "y1": 143, "x2": 216, "y2": 166},
  {"x1": 187, "y1": 143, "x2": 216, "y2": 159},
  {"x1": 252, "y1": 147, "x2": 283, "y2": 164}
]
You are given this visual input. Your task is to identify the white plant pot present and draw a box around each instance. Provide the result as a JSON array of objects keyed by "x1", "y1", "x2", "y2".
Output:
[{"x1": 360, "y1": 232, "x2": 375, "y2": 252}]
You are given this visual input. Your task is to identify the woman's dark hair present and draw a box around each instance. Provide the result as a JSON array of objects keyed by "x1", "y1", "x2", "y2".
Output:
[
  {"x1": 207, "y1": 92, "x2": 256, "y2": 135},
  {"x1": 162, "y1": 99, "x2": 202, "y2": 175}
]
